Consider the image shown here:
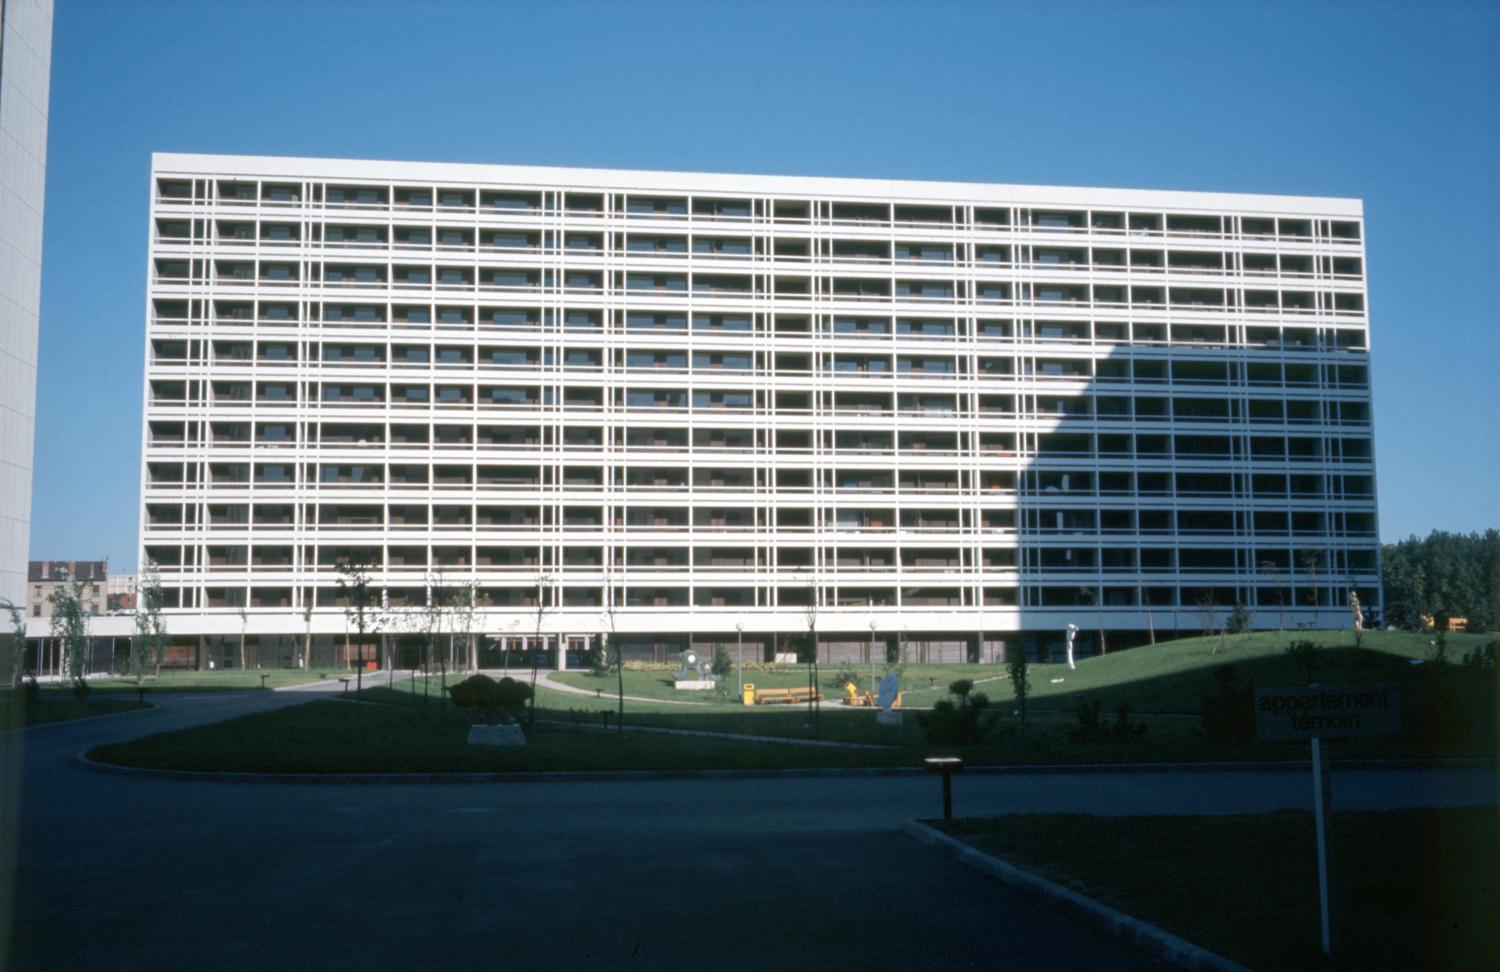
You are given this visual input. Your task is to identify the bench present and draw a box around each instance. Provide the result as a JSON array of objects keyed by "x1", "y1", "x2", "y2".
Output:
[{"x1": 742, "y1": 682, "x2": 823, "y2": 705}]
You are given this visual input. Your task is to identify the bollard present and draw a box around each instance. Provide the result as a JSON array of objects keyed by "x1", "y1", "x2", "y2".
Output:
[{"x1": 924, "y1": 757, "x2": 964, "y2": 821}]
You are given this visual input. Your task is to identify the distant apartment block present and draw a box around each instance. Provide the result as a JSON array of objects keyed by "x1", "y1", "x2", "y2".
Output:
[
  {"x1": 140, "y1": 154, "x2": 1380, "y2": 668},
  {"x1": 0, "y1": 0, "x2": 54, "y2": 610},
  {"x1": 26, "y1": 558, "x2": 107, "y2": 619},
  {"x1": 107, "y1": 572, "x2": 137, "y2": 613}
]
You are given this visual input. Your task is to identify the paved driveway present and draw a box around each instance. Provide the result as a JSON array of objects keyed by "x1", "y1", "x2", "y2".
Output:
[{"x1": 3, "y1": 690, "x2": 1493, "y2": 970}]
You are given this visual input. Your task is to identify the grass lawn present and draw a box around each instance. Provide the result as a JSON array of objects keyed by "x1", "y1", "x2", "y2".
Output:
[
  {"x1": 936, "y1": 807, "x2": 1498, "y2": 971},
  {"x1": 80, "y1": 670, "x2": 337, "y2": 693},
  {"x1": 81, "y1": 629, "x2": 1499, "y2": 772},
  {"x1": 551, "y1": 662, "x2": 1014, "y2": 708},
  {"x1": 548, "y1": 629, "x2": 1498, "y2": 760},
  {"x1": 1, "y1": 694, "x2": 150, "y2": 728},
  {"x1": 558, "y1": 629, "x2": 1496, "y2": 713},
  {"x1": 86, "y1": 699, "x2": 922, "y2": 773}
]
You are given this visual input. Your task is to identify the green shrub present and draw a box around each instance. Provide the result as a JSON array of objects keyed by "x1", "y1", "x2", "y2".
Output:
[
  {"x1": 711, "y1": 646, "x2": 733, "y2": 677},
  {"x1": 447, "y1": 674, "x2": 531, "y2": 724},
  {"x1": 1285, "y1": 639, "x2": 1320, "y2": 679},
  {"x1": 827, "y1": 660, "x2": 862, "y2": 691},
  {"x1": 917, "y1": 679, "x2": 994, "y2": 744},
  {"x1": 1462, "y1": 642, "x2": 1497, "y2": 670},
  {"x1": 1198, "y1": 665, "x2": 1255, "y2": 745},
  {"x1": 1428, "y1": 631, "x2": 1450, "y2": 666},
  {"x1": 1225, "y1": 602, "x2": 1254, "y2": 634},
  {"x1": 18, "y1": 676, "x2": 38, "y2": 708},
  {"x1": 621, "y1": 661, "x2": 675, "y2": 672},
  {"x1": 1070, "y1": 699, "x2": 1147, "y2": 743},
  {"x1": 1007, "y1": 652, "x2": 1031, "y2": 730},
  {"x1": 586, "y1": 641, "x2": 611, "y2": 677}
]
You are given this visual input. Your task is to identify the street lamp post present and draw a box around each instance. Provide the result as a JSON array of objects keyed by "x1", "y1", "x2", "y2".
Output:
[
  {"x1": 735, "y1": 620, "x2": 745, "y2": 700},
  {"x1": 868, "y1": 620, "x2": 877, "y2": 698}
]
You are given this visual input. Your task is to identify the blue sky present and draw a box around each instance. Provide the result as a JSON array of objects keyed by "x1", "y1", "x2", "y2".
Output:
[{"x1": 29, "y1": 0, "x2": 1499, "y2": 569}]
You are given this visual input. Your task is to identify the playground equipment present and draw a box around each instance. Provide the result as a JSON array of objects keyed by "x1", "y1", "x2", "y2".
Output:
[
  {"x1": 741, "y1": 682, "x2": 822, "y2": 705},
  {"x1": 840, "y1": 681, "x2": 902, "y2": 708}
]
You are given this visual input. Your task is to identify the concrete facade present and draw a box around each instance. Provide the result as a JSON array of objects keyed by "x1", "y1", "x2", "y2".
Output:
[
  {"x1": 137, "y1": 154, "x2": 1380, "y2": 665},
  {"x1": 0, "y1": 0, "x2": 53, "y2": 610}
]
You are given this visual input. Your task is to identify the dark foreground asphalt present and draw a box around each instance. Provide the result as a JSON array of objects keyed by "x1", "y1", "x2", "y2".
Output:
[{"x1": 3, "y1": 691, "x2": 1494, "y2": 971}]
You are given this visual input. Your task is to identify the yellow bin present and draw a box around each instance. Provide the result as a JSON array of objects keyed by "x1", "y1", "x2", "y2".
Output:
[{"x1": 742, "y1": 682, "x2": 756, "y2": 705}]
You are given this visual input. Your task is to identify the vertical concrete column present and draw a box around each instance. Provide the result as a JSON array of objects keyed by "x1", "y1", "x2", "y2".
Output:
[{"x1": 556, "y1": 634, "x2": 567, "y2": 671}]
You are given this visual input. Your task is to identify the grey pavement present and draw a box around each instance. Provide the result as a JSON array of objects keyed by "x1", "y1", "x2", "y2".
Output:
[{"x1": 2, "y1": 689, "x2": 1494, "y2": 970}]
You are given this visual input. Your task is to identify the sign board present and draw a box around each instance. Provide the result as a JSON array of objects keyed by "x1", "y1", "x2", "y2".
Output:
[{"x1": 1254, "y1": 684, "x2": 1401, "y2": 740}]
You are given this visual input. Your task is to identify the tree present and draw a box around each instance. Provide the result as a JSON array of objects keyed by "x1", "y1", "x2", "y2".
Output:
[
  {"x1": 1259, "y1": 560, "x2": 1286, "y2": 634},
  {"x1": 603, "y1": 562, "x2": 623, "y2": 736},
  {"x1": 1382, "y1": 530, "x2": 1500, "y2": 632},
  {"x1": 48, "y1": 580, "x2": 91, "y2": 693},
  {"x1": 1, "y1": 599, "x2": 26, "y2": 687},
  {"x1": 444, "y1": 580, "x2": 486, "y2": 674},
  {"x1": 300, "y1": 597, "x2": 313, "y2": 670},
  {"x1": 526, "y1": 573, "x2": 554, "y2": 729},
  {"x1": 422, "y1": 571, "x2": 445, "y2": 680},
  {"x1": 1007, "y1": 648, "x2": 1030, "y2": 731},
  {"x1": 1079, "y1": 587, "x2": 1106, "y2": 655},
  {"x1": 445, "y1": 579, "x2": 482, "y2": 691},
  {"x1": 236, "y1": 606, "x2": 249, "y2": 671},
  {"x1": 133, "y1": 562, "x2": 169, "y2": 680},
  {"x1": 337, "y1": 561, "x2": 383, "y2": 692},
  {"x1": 1136, "y1": 570, "x2": 1156, "y2": 645},
  {"x1": 1225, "y1": 602, "x2": 1254, "y2": 635},
  {"x1": 1298, "y1": 548, "x2": 1323, "y2": 610},
  {"x1": 1194, "y1": 593, "x2": 1218, "y2": 637},
  {"x1": 468, "y1": 588, "x2": 490, "y2": 671},
  {"x1": 803, "y1": 577, "x2": 820, "y2": 738}
]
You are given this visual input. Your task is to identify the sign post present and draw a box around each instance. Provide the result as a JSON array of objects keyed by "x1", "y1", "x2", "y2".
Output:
[{"x1": 1254, "y1": 683, "x2": 1401, "y2": 957}]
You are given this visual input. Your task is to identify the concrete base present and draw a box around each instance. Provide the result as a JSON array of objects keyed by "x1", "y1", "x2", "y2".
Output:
[
  {"x1": 673, "y1": 679, "x2": 718, "y2": 691},
  {"x1": 467, "y1": 724, "x2": 526, "y2": 747}
]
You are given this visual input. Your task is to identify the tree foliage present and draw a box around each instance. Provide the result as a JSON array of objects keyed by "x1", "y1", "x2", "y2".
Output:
[
  {"x1": 1007, "y1": 650, "x2": 1031, "y2": 730},
  {"x1": 1, "y1": 599, "x2": 26, "y2": 687},
  {"x1": 133, "y1": 562, "x2": 170, "y2": 679},
  {"x1": 48, "y1": 580, "x2": 91, "y2": 691},
  {"x1": 448, "y1": 674, "x2": 531, "y2": 725},
  {"x1": 1383, "y1": 530, "x2": 1500, "y2": 632},
  {"x1": 917, "y1": 679, "x2": 994, "y2": 744}
]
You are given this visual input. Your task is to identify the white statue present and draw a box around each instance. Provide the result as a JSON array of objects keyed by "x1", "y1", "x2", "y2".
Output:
[{"x1": 1065, "y1": 623, "x2": 1078, "y2": 670}]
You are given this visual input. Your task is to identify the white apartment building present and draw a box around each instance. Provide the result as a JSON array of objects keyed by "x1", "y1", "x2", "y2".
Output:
[
  {"x1": 0, "y1": 0, "x2": 53, "y2": 610},
  {"x1": 141, "y1": 153, "x2": 1379, "y2": 668}
]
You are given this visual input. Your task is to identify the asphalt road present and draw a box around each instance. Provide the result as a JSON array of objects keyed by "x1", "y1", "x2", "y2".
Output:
[{"x1": 3, "y1": 690, "x2": 1494, "y2": 971}]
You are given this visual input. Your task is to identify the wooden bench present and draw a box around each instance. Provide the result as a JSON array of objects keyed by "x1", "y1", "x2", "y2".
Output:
[{"x1": 743, "y1": 682, "x2": 823, "y2": 705}]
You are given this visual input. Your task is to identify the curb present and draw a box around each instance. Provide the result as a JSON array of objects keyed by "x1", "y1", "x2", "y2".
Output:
[
  {"x1": 73, "y1": 748, "x2": 1495, "y2": 786},
  {"x1": 74, "y1": 751, "x2": 942, "y2": 785},
  {"x1": 903, "y1": 819, "x2": 1252, "y2": 972}
]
